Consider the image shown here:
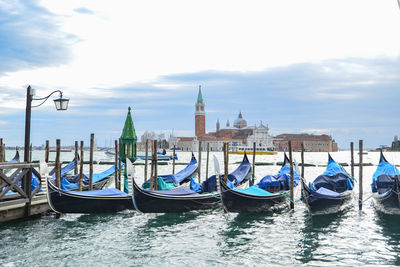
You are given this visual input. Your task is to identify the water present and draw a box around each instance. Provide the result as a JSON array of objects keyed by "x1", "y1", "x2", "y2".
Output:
[{"x1": 1, "y1": 150, "x2": 400, "y2": 266}]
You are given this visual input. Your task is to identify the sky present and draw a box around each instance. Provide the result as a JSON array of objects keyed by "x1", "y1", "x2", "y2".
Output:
[{"x1": 0, "y1": 0, "x2": 400, "y2": 149}]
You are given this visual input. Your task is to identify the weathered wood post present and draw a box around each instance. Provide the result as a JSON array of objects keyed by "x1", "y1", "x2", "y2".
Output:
[
  {"x1": 74, "y1": 141, "x2": 78, "y2": 175},
  {"x1": 252, "y1": 142, "x2": 256, "y2": 184},
  {"x1": 0, "y1": 138, "x2": 3, "y2": 162},
  {"x1": 29, "y1": 144, "x2": 32, "y2": 163},
  {"x1": 45, "y1": 140, "x2": 49, "y2": 163},
  {"x1": 154, "y1": 140, "x2": 158, "y2": 190},
  {"x1": 198, "y1": 141, "x2": 202, "y2": 182},
  {"x1": 172, "y1": 144, "x2": 176, "y2": 174},
  {"x1": 149, "y1": 140, "x2": 154, "y2": 190},
  {"x1": 359, "y1": 140, "x2": 363, "y2": 210},
  {"x1": 115, "y1": 140, "x2": 119, "y2": 189},
  {"x1": 89, "y1": 133, "x2": 94, "y2": 190},
  {"x1": 224, "y1": 142, "x2": 229, "y2": 183},
  {"x1": 206, "y1": 143, "x2": 210, "y2": 179},
  {"x1": 118, "y1": 139, "x2": 121, "y2": 190},
  {"x1": 79, "y1": 141, "x2": 84, "y2": 191},
  {"x1": 350, "y1": 142, "x2": 354, "y2": 178},
  {"x1": 301, "y1": 142, "x2": 305, "y2": 178},
  {"x1": 55, "y1": 139, "x2": 61, "y2": 188},
  {"x1": 288, "y1": 140, "x2": 294, "y2": 209},
  {"x1": 145, "y1": 139, "x2": 149, "y2": 182}
]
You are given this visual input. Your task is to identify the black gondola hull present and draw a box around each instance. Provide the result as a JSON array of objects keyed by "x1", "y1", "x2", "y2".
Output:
[
  {"x1": 47, "y1": 181, "x2": 134, "y2": 213},
  {"x1": 132, "y1": 180, "x2": 220, "y2": 213},
  {"x1": 219, "y1": 179, "x2": 288, "y2": 213},
  {"x1": 301, "y1": 182, "x2": 353, "y2": 215},
  {"x1": 373, "y1": 189, "x2": 400, "y2": 214}
]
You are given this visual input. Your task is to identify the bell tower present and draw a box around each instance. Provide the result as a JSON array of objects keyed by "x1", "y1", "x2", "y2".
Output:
[{"x1": 195, "y1": 85, "x2": 206, "y2": 137}]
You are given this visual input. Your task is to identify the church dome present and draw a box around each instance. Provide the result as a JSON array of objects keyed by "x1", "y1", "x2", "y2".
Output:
[{"x1": 233, "y1": 112, "x2": 247, "y2": 128}]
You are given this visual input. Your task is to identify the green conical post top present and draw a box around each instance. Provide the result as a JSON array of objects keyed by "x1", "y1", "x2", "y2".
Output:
[
  {"x1": 121, "y1": 106, "x2": 137, "y2": 140},
  {"x1": 197, "y1": 85, "x2": 203, "y2": 102}
]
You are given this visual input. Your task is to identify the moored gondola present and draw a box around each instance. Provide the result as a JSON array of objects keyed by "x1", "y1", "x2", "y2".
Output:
[
  {"x1": 45, "y1": 161, "x2": 133, "y2": 214},
  {"x1": 371, "y1": 151, "x2": 400, "y2": 214},
  {"x1": 130, "y1": 154, "x2": 252, "y2": 213},
  {"x1": 301, "y1": 153, "x2": 354, "y2": 215},
  {"x1": 219, "y1": 153, "x2": 299, "y2": 212}
]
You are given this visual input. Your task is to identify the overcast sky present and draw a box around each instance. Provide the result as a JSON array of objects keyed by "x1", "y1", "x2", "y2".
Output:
[{"x1": 0, "y1": 0, "x2": 399, "y2": 149}]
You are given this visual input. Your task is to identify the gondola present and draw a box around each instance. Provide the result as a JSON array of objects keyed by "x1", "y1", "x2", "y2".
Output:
[
  {"x1": 219, "y1": 153, "x2": 299, "y2": 212},
  {"x1": 130, "y1": 154, "x2": 252, "y2": 213},
  {"x1": 371, "y1": 151, "x2": 400, "y2": 214},
  {"x1": 301, "y1": 153, "x2": 354, "y2": 215},
  {"x1": 46, "y1": 164, "x2": 133, "y2": 214}
]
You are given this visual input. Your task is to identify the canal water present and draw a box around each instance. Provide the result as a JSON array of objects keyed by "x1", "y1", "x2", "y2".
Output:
[{"x1": 1, "y1": 150, "x2": 400, "y2": 266}]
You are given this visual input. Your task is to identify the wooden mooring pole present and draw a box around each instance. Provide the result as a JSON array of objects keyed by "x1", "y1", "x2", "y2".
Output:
[
  {"x1": 115, "y1": 140, "x2": 119, "y2": 189},
  {"x1": 288, "y1": 140, "x2": 294, "y2": 210},
  {"x1": 145, "y1": 139, "x2": 149, "y2": 182},
  {"x1": 301, "y1": 142, "x2": 305, "y2": 178},
  {"x1": 45, "y1": 140, "x2": 49, "y2": 163},
  {"x1": 79, "y1": 141, "x2": 84, "y2": 191},
  {"x1": 0, "y1": 138, "x2": 3, "y2": 163},
  {"x1": 89, "y1": 133, "x2": 94, "y2": 191},
  {"x1": 198, "y1": 141, "x2": 202, "y2": 182},
  {"x1": 359, "y1": 140, "x2": 363, "y2": 210},
  {"x1": 118, "y1": 138, "x2": 121, "y2": 191},
  {"x1": 74, "y1": 141, "x2": 78, "y2": 175},
  {"x1": 252, "y1": 142, "x2": 256, "y2": 184},
  {"x1": 224, "y1": 143, "x2": 229, "y2": 183},
  {"x1": 350, "y1": 142, "x2": 354, "y2": 178},
  {"x1": 206, "y1": 143, "x2": 210, "y2": 180},
  {"x1": 154, "y1": 140, "x2": 158, "y2": 190},
  {"x1": 29, "y1": 144, "x2": 32, "y2": 163},
  {"x1": 149, "y1": 140, "x2": 154, "y2": 190},
  {"x1": 55, "y1": 139, "x2": 61, "y2": 189},
  {"x1": 55, "y1": 140, "x2": 61, "y2": 218},
  {"x1": 172, "y1": 144, "x2": 176, "y2": 175}
]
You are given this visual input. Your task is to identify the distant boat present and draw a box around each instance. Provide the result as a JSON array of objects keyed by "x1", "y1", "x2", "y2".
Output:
[{"x1": 229, "y1": 145, "x2": 277, "y2": 155}]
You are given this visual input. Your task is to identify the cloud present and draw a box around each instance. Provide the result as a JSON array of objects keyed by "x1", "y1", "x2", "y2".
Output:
[
  {"x1": 0, "y1": 0, "x2": 76, "y2": 75},
  {"x1": 73, "y1": 7, "x2": 94, "y2": 15}
]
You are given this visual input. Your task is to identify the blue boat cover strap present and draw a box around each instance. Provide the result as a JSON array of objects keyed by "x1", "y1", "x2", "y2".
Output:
[
  {"x1": 235, "y1": 186, "x2": 275, "y2": 196},
  {"x1": 69, "y1": 188, "x2": 129, "y2": 197}
]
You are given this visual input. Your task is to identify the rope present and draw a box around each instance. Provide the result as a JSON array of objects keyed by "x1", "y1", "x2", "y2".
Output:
[
  {"x1": 362, "y1": 193, "x2": 374, "y2": 203},
  {"x1": 279, "y1": 191, "x2": 302, "y2": 204}
]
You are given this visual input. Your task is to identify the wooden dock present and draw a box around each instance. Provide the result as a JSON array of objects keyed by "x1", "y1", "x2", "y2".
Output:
[{"x1": 0, "y1": 162, "x2": 54, "y2": 222}]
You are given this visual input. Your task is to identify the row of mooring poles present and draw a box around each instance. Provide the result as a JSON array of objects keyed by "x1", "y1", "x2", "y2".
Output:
[{"x1": 47, "y1": 132, "x2": 124, "y2": 192}]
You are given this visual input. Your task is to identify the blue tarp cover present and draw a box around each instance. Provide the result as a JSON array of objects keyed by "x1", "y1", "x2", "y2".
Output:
[
  {"x1": 70, "y1": 188, "x2": 128, "y2": 197},
  {"x1": 144, "y1": 186, "x2": 200, "y2": 196},
  {"x1": 235, "y1": 186, "x2": 274, "y2": 196},
  {"x1": 315, "y1": 187, "x2": 343, "y2": 198},
  {"x1": 190, "y1": 178, "x2": 202, "y2": 193},
  {"x1": 312, "y1": 160, "x2": 353, "y2": 193},
  {"x1": 157, "y1": 156, "x2": 197, "y2": 184},
  {"x1": 66, "y1": 163, "x2": 122, "y2": 186},
  {"x1": 256, "y1": 163, "x2": 299, "y2": 191},
  {"x1": 371, "y1": 161, "x2": 400, "y2": 193},
  {"x1": 201, "y1": 156, "x2": 251, "y2": 193}
]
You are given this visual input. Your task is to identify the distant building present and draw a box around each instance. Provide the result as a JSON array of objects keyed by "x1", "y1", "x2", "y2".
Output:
[
  {"x1": 392, "y1": 135, "x2": 400, "y2": 151},
  {"x1": 274, "y1": 133, "x2": 338, "y2": 152},
  {"x1": 171, "y1": 86, "x2": 274, "y2": 151}
]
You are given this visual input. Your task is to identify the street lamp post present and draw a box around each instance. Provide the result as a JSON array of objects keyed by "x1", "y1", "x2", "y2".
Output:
[{"x1": 23, "y1": 85, "x2": 69, "y2": 215}]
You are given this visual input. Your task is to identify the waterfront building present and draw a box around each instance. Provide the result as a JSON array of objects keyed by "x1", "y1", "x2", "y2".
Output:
[{"x1": 273, "y1": 133, "x2": 338, "y2": 152}]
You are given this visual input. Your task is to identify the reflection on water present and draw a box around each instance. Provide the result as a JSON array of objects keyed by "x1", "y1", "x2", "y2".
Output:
[
  {"x1": 296, "y1": 210, "x2": 345, "y2": 264},
  {"x1": 375, "y1": 212, "x2": 400, "y2": 265}
]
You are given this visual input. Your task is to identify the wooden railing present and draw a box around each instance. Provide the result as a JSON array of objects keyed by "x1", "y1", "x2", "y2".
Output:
[{"x1": 0, "y1": 162, "x2": 55, "y2": 202}]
